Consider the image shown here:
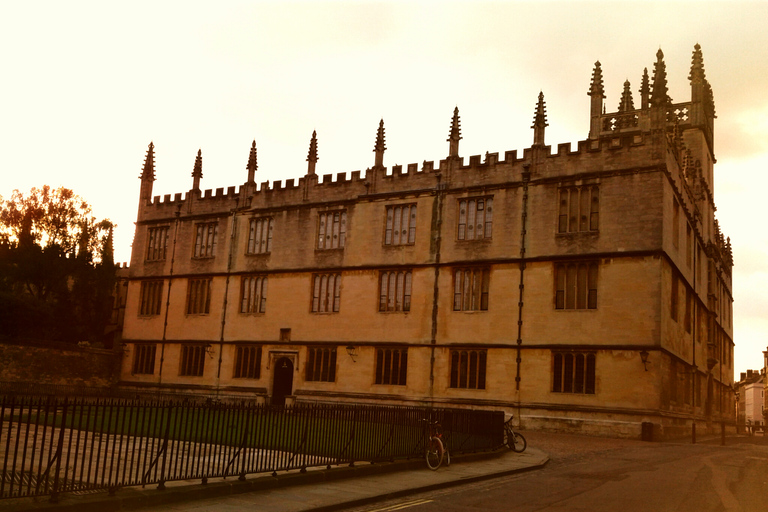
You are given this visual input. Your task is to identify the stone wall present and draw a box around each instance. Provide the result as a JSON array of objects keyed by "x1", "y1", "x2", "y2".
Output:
[{"x1": 0, "y1": 339, "x2": 121, "y2": 388}]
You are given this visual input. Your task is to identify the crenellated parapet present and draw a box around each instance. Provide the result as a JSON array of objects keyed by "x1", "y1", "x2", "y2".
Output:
[
  {"x1": 135, "y1": 45, "x2": 716, "y2": 222},
  {"x1": 138, "y1": 132, "x2": 669, "y2": 223}
]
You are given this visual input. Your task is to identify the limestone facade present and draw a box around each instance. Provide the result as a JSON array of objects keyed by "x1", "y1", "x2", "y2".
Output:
[{"x1": 119, "y1": 46, "x2": 734, "y2": 438}]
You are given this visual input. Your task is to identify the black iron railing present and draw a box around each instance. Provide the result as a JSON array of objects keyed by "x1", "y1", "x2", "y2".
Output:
[{"x1": 0, "y1": 396, "x2": 502, "y2": 501}]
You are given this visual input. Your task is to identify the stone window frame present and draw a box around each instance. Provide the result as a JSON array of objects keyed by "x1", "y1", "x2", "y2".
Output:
[
  {"x1": 138, "y1": 280, "x2": 163, "y2": 316},
  {"x1": 131, "y1": 343, "x2": 157, "y2": 375},
  {"x1": 379, "y1": 270, "x2": 412, "y2": 313},
  {"x1": 186, "y1": 278, "x2": 212, "y2": 315},
  {"x1": 246, "y1": 217, "x2": 273, "y2": 255},
  {"x1": 453, "y1": 267, "x2": 490, "y2": 311},
  {"x1": 305, "y1": 347, "x2": 337, "y2": 382},
  {"x1": 316, "y1": 210, "x2": 347, "y2": 250},
  {"x1": 179, "y1": 344, "x2": 207, "y2": 377},
  {"x1": 311, "y1": 273, "x2": 341, "y2": 313},
  {"x1": 457, "y1": 196, "x2": 493, "y2": 241},
  {"x1": 233, "y1": 345, "x2": 262, "y2": 379},
  {"x1": 554, "y1": 261, "x2": 598, "y2": 310},
  {"x1": 552, "y1": 351, "x2": 596, "y2": 394},
  {"x1": 557, "y1": 185, "x2": 599, "y2": 234},
  {"x1": 193, "y1": 222, "x2": 219, "y2": 259},
  {"x1": 384, "y1": 203, "x2": 417, "y2": 246},
  {"x1": 449, "y1": 349, "x2": 487, "y2": 390},
  {"x1": 146, "y1": 225, "x2": 169, "y2": 261},
  {"x1": 374, "y1": 347, "x2": 408, "y2": 386},
  {"x1": 240, "y1": 275, "x2": 268, "y2": 314}
]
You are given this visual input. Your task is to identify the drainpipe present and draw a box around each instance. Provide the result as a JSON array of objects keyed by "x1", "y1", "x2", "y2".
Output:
[
  {"x1": 691, "y1": 236, "x2": 697, "y2": 443},
  {"x1": 216, "y1": 201, "x2": 240, "y2": 391},
  {"x1": 515, "y1": 165, "x2": 531, "y2": 396},
  {"x1": 428, "y1": 172, "x2": 445, "y2": 403},
  {"x1": 159, "y1": 204, "x2": 182, "y2": 384}
]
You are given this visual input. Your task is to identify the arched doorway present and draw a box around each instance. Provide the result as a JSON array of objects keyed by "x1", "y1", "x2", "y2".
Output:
[{"x1": 272, "y1": 357, "x2": 294, "y2": 406}]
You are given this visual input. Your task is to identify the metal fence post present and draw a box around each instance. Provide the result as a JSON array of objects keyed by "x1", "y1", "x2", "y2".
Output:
[
  {"x1": 157, "y1": 404, "x2": 173, "y2": 490},
  {"x1": 48, "y1": 398, "x2": 67, "y2": 503}
]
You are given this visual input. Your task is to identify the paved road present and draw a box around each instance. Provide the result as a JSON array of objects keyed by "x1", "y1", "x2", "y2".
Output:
[{"x1": 345, "y1": 432, "x2": 768, "y2": 512}]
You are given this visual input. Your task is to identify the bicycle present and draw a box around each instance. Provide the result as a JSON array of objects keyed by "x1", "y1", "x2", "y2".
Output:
[
  {"x1": 503, "y1": 416, "x2": 527, "y2": 452},
  {"x1": 423, "y1": 419, "x2": 451, "y2": 470}
]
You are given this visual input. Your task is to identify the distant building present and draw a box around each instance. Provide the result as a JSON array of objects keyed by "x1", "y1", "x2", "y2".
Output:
[
  {"x1": 736, "y1": 369, "x2": 765, "y2": 430},
  {"x1": 118, "y1": 46, "x2": 734, "y2": 438}
]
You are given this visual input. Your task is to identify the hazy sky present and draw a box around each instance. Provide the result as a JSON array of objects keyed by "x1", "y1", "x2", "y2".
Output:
[{"x1": 1, "y1": 1, "x2": 767, "y2": 375}]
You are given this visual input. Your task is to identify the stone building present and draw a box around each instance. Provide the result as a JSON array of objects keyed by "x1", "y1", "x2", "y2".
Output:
[
  {"x1": 119, "y1": 45, "x2": 734, "y2": 438},
  {"x1": 735, "y1": 369, "x2": 765, "y2": 431}
]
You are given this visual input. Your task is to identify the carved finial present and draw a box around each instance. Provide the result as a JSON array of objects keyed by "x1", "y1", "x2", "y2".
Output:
[
  {"x1": 246, "y1": 140, "x2": 258, "y2": 182},
  {"x1": 532, "y1": 91, "x2": 548, "y2": 146},
  {"x1": 103, "y1": 225, "x2": 114, "y2": 267},
  {"x1": 373, "y1": 119, "x2": 386, "y2": 167},
  {"x1": 640, "y1": 68, "x2": 650, "y2": 109},
  {"x1": 588, "y1": 61, "x2": 605, "y2": 98},
  {"x1": 689, "y1": 43, "x2": 706, "y2": 84},
  {"x1": 140, "y1": 142, "x2": 156, "y2": 182},
  {"x1": 618, "y1": 79, "x2": 634, "y2": 112},
  {"x1": 651, "y1": 48, "x2": 672, "y2": 107},
  {"x1": 588, "y1": 61, "x2": 605, "y2": 139},
  {"x1": 447, "y1": 107, "x2": 462, "y2": 158},
  {"x1": 191, "y1": 149, "x2": 203, "y2": 191},
  {"x1": 532, "y1": 91, "x2": 548, "y2": 128},
  {"x1": 307, "y1": 130, "x2": 318, "y2": 175},
  {"x1": 374, "y1": 119, "x2": 386, "y2": 152},
  {"x1": 307, "y1": 130, "x2": 318, "y2": 163},
  {"x1": 448, "y1": 107, "x2": 462, "y2": 142}
]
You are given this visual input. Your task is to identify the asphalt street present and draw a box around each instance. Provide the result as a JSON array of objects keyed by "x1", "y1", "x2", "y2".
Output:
[{"x1": 344, "y1": 432, "x2": 768, "y2": 512}]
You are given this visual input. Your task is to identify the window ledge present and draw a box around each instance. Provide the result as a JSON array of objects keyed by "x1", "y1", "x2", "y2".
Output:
[
  {"x1": 555, "y1": 231, "x2": 599, "y2": 238},
  {"x1": 455, "y1": 238, "x2": 493, "y2": 244}
]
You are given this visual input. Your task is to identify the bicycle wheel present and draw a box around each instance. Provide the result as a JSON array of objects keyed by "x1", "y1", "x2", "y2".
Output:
[
  {"x1": 511, "y1": 431, "x2": 527, "y2": 452},
  {"x1": 444, "y1": 447, "x2": 451, "y2": 466},
  {"x1": 425, "y1": 437, "x2": 444, "y2": 470}
]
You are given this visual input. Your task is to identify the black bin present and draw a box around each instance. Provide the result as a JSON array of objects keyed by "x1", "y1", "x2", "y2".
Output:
[{"x1": 641, "y1": 421, "x2": 654, "y2": 441}]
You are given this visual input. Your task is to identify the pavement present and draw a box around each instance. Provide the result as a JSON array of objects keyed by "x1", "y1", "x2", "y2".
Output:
[{"x1": 0, "y1": 446, "x2": 549, "y2": 512}]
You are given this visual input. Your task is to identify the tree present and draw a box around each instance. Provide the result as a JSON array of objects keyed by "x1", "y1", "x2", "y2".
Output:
[
  {"x1": 0, "y1": 185, "x2": 112, "y2": 260},
  {"x1": 0, "y1": 186, "x2": 116, "y2": 346}
]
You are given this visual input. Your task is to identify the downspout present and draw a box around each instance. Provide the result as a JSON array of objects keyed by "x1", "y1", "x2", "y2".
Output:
[
  {"x1": 429, "y1": 172, "x2": 444, "y2": 403},
  {"x1": 515, "y1": 164, "x2": 531, "y2": 395},
  {"x1": 692, "y1": 236, "x2": 697, "y2": 442},
  {"x1": 159, "y1": 204, "x2": 182, "y2": 384},
  {"x1": 216, "y1": 201, "x2": 240, "y2": 392}
]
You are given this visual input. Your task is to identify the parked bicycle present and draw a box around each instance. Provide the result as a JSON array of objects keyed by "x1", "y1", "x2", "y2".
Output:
[
  {"x1": 423, "y1": 419, "x2": 451, "y2": 470},
  {"x1": 503, "y1": 415, "x2": 527, "y2": 452}
]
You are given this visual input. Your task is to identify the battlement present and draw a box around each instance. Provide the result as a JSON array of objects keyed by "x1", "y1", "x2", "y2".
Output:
[
  {"x1": 138, "y1": 132, "x2": 665, "y2": 222},
  {"x1": 136, "y1": 46, "x2": 715, "y2": 221}
]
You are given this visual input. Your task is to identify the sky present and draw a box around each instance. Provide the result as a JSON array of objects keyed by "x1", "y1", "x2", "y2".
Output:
[{"x1": 1, "y1": 1, "x2": 767, "y2": 376}]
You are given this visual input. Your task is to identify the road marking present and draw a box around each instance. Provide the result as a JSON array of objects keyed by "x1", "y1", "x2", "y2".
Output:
[{"x1": 367, "y1": 499, "x2": 434, "y2": 512}]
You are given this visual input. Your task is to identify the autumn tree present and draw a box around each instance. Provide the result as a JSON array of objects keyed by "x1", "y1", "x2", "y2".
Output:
[{"x1": 0, "y1": 186, "x2": 116, "y2": 346}]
